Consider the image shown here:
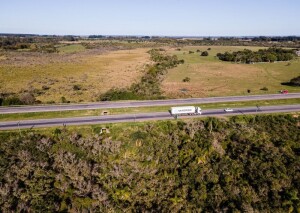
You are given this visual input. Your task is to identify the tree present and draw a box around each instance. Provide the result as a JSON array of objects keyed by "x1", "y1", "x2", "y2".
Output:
[{"x1": 201, "y1": 51, "x2": 209, "y2": 56}]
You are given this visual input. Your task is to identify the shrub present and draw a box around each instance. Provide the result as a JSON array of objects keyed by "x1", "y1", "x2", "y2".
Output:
[
  {"x1": 182, "y1": 77, "x2": 191, "y2": 82},
  {"x1": 282, "y1": 75, "x2": 300, "y2": 86},
  {"x1": 19, "y1": 93, "x2": 36, "y2": 104},
  {"x1": 61, "y1": 96, "x2": 68, "y2": 103},
  {"x1": 42, "y1": 85, "x2": 50, "y2": 90},
  {"x1": 2, "y1": 96, "x2": 23, "y2": 106},
  {"x1": 201, "y1": 51, "x2": 209, "y2": 56},
  {"x1": 260, "y1": 87, "x2": 269, "y2": 91},
  {"x1": 73, "y1": 85, "x2": 81, "y2": 91}
]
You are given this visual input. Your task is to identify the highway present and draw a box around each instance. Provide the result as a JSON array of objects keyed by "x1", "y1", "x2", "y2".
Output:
[
  {"x1": 1, "y1": 104, "x2": 299, "y2": 130},
  {"x1": 0, "y1": 93, "x2": 300, "y2": 114}
]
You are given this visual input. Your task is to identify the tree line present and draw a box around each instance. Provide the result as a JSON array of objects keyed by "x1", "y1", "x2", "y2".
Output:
[{"x1": 216, "y1": 48, "x2": 296, "y2": 63}]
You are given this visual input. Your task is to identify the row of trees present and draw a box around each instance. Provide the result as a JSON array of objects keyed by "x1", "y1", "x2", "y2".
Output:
[
  {"x1": 0, "y1": 36, "x2": 78, "y2": 52},
  {"x1": 216, "y1": 48, "x2": 296, "y2": 63},
  {"x1": 0, "y1": 114, "x2": 299, "y2": 212},
  {"x1": 99, "y1": 49, "x2": 184, "y2": 101}
]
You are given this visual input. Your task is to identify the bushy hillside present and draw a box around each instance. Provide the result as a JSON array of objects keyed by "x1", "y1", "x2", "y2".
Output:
[{"x1": 0, "y1": 114, "x2": 299, "y2": 212}]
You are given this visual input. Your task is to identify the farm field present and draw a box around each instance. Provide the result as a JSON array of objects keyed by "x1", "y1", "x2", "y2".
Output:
[
  {"x1": 162, "y1": 46, "x2": 300, "y2": 98},
  {"x1": 0, "y1": 47, "x2": 151, "y2": 103}
]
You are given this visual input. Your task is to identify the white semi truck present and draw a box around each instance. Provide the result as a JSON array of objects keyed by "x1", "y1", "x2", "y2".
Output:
[{"x1": 170, "y1": 106, "x2": 202, "y2": 116}]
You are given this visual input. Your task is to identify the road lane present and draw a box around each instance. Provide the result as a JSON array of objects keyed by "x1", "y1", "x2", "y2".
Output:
[
  {"x1": 1, "y1": 104, "x2": 299, "y2": 130},
  {"x1": 0, "y1": 93, "x2": 299, "y2": 114}
]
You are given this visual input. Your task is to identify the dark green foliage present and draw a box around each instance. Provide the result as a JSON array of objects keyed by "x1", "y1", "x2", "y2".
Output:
[
  {"x1": 217, "y1": 48, "x2": 296, "y2": 63},
  {"x1": 1, "y1": 96, "x2": 23, "y2": 106},
  {"x1": 201, "y1": 51, "x2": 209, "y2": 56},
  {"x1": 0, "y1": 114, "x2": 299, "y2": 212},
  {"x1": 100, "y1": 88, "x2": 141, "y2": 101},
  {"x1": 282, "y1": 76, "x2": 300, "y2": 87},
  {"x1": 182, "y1": 77, "x2": 191, "y2": 82},
  {"x1": 0, "y1": 92, "x2": 37, "y2": 106},
  {"x1": 260, "y1": 86, "x2": 269, "y2": 91},
  {"x1": 99, "y1": 49, "x2": 184, "y2": 101}
]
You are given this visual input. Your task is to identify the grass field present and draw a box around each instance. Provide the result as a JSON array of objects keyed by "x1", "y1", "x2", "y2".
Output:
[
  {"x1": 163, "y1": 46, "x2": 300, "y2": 98},
  {"x1": 1, "y1": 45, "x2": 299, "y2": 104},
  {"x1": 0, "y1": 48, "x2": 151, "y2": 103},
  {"x1": 0, "y1": 98, "x2": 299, "y2": 122},
  {"x1": 57, "y1": 44, "x2": 86, "y2": 54}
]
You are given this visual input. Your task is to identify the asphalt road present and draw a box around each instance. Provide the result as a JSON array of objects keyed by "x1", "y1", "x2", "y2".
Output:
[
  {"x1": 0, "y1": 93, "x2": 300, "y2": 114},
  {"x1": 1, "y1": 104, "x2": 299, "y2": 130}
]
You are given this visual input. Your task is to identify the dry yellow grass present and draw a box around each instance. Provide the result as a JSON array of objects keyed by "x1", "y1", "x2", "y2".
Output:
[
  {"x1": 162, "y1": 46, "x2": 300, "y2": 98},
  {"x1": 0, "y1": 48, "x2": 151, "y2": 103}
]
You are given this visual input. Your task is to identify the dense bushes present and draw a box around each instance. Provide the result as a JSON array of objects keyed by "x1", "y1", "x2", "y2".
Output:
[
  {"x1": 282, "y1": 76, "x2": 300, "y2": 87},
  {"x1": 217, "y1": 48, "x2": 296, "y2": 63},
  {"x1": 0, "y1": 93, "x2": 36, "y2": 106},
  {"x1": 201, "y1": 51, "x2": 209, "y2": 56},
  {"x1": 0, "y1": 114, "x2": 299, "y2": 212},
  {"x1": 99, "y1": 49, "x2": 184, "y2": 101}
]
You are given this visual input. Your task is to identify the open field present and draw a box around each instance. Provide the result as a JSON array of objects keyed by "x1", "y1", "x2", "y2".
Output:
[
  {"x1": 1, "y1": 45, "x2": 300, "y2": 104},
  {"x1": 163, "y1": 46, "x2": 300, "y2": 98},
  {"x1": 57, "y1": 44, "x2": 86, "y2": 54},
  {"x1": 0, "y1": 98, "x2": 298, "y2": 122},
  {"x1": 0, "y1": 48, "x2": 151, "y2": 103}
]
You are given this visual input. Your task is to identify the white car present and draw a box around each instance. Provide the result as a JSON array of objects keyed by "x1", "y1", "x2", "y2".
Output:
[{"x1": 224, "y1": 108, "x2": 234, "y2": 112}]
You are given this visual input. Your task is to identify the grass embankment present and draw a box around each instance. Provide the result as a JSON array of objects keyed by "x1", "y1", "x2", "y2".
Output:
[
  {"x1": 1, "y1": 98, "x2": 299, "y2": 122},
  {"x1": 163, "y1": 46, "x2": 300, "y2": 98}
]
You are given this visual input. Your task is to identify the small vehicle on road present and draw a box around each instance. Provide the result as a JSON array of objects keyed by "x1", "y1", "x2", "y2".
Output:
[
  {"x1": 224, "y1": 108, "x2": 234, "y2": 112},
  {"x1": 280, "y1": 90, "x2": 289, "y2": 94}
]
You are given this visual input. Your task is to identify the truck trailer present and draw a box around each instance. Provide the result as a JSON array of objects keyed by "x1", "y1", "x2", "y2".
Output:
[{"x1": 170, "y1": 106, "x2": 202, "y2": 116}]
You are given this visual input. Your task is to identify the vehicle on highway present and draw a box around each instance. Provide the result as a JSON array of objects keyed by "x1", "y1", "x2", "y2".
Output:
[
  {"x1": 224, "y1": 108, "x2": 234, "y2": 112},
  {"x1": 170, "y1": 106, "x2": 202, "y2": 116},
  {"x1": 280, "y1": 90, "x2": 289, "y2": 94}
]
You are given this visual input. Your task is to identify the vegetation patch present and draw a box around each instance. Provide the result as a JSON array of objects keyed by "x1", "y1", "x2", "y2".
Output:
[
  {"x1": 0, "y1": 114, "x2": 299, "y2": 212},
  {"x1": 99, "y1": 49, "x2": 184, "y2": 100},
  {"x1": 217, "y1": 48, "x2": 296, "y2": 63},
  {"x1": 282, "y1": 76, "x2": 300, "y2": 87}
]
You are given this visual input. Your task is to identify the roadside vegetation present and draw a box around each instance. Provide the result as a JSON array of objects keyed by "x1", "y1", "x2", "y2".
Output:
[{"x1": 0, "y1": 114, "x2": 299, "y2": 212}]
